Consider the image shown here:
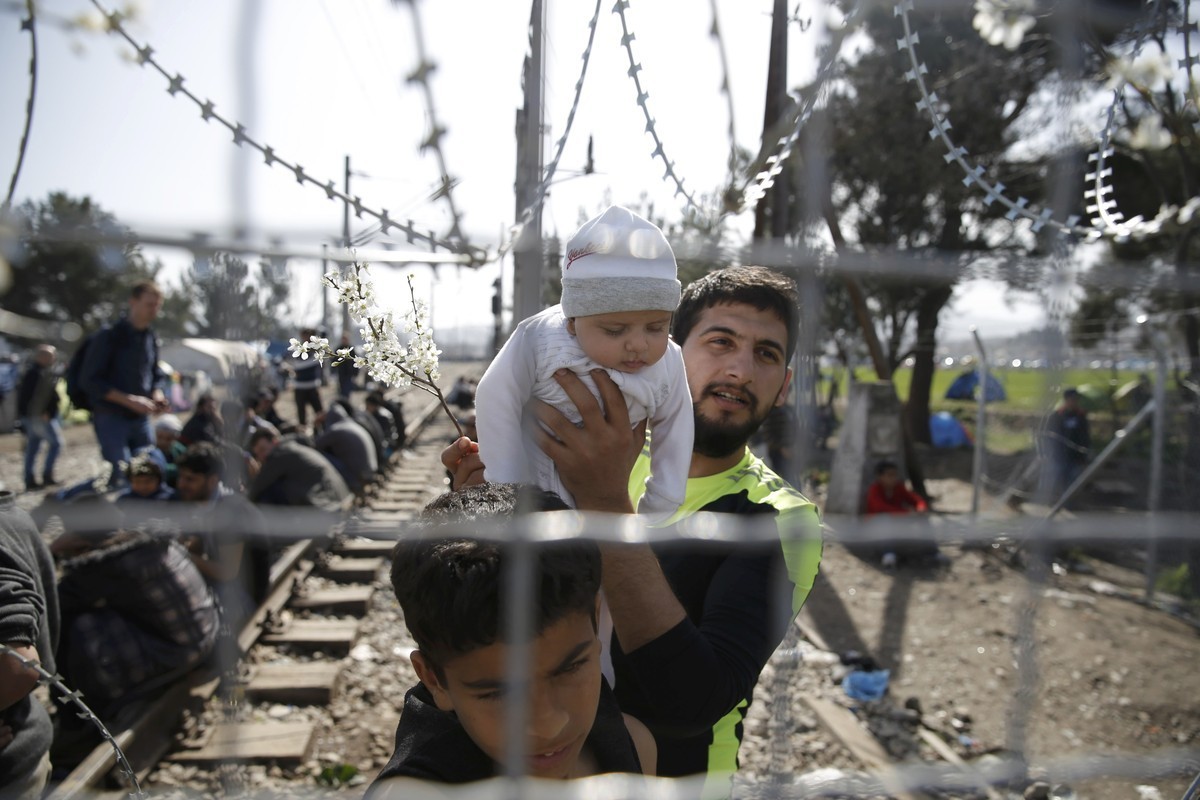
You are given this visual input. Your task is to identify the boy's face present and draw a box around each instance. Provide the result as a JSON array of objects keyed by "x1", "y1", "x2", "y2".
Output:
[
  {"x1": 567, "y1": 310, "x2": 672, "y2": 374},
  {"x1": 879, "y1": 468, "x2": 900, "y2": 490},
  {"x1": 156, "y1": 429, "x2": 176, "y2": 450},
  {"x1": 412, "y1": 609, "x2": 602, "y2": 779},
  {"x1": 130, "y1": 473, "x2": 161, "y2": 497}
]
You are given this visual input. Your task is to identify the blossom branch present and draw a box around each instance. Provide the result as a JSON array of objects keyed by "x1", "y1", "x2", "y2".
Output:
[{"x1": 289, "y1": 262, "x2": 464, "y2": 438}]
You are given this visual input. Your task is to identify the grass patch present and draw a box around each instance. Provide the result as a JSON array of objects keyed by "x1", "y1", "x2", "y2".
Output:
[{"x1": 831, "y1": 367, "x2": 1157, "y2": 415}]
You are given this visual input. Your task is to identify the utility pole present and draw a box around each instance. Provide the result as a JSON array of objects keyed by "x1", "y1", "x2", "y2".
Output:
[
  {"x1": 754, "y1": 0, "x2": 791, "y2": 240},
  {"x1": 341, "y1": 154, "x2": 352, "y2": 338},
  {"x1": 512, "y1": 0, "x2": 546, "y2": 333},
  {"x1": 321, "y1": 243, "x2": 329, "y2": 334}
]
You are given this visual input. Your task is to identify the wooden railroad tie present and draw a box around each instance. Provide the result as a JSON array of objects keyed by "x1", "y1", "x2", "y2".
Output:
[
  {"x1": 168, "y1": 722, "x2": 315, "y2": 765},
  {"x1": 290, "y1": 585, "x2": 375, "y2": 615},
  {"x1": 319, "y1": 556, "x2": 385, "y2": 583},
  {"x1": 333, "y1": 538, "x2": 397, "y2": 559},
  {"x1": 261, "y1": 619, "x2": 361, "y2": 654},
  {"x1": 244, "y1": 662, "x2": 343, "y2": 705}
]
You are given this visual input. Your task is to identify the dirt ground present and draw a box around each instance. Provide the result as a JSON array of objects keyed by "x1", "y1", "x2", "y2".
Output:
[
  {"x1": 792, "y1": 443, "x2": 1200, "y2": 799},
  {"x1": 4, "y1": 391, "x2": 1198, "y2": 797}
]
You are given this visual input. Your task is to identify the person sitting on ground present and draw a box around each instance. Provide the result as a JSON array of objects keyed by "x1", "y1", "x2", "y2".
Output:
[
  {"x1": 863, "y1": 459, "x2": 944, "y2": 569},
  {"x1": 175, "y1": 443, "x2": 271, "y2": 628},
  {"x1": 253, "y1": 388, "x2": 295, "y2": 436},
  {"x1": 114, "y1": 453, "x2": 176, "y2": 504},
  {"x1": 473, "y1": 205, "x2": 692, "y2": 517},
  {"x1": 368, "y1": 483, "x2": 655, "y2": 791},
  {"x1": 247, "y1": 428, "x2": 352, "y2": 514},
  {"x1": 364, "y1": 392, "x2": 399, "y2": 457},
  {"x1": 235, "y1": 395, "x2": 281, "y2": 448},
  {"x1": 154, "y1": 414, "x2": 187, "y2": 488},
  {"x1": 179, "y1": 392, "x2": 224, "y2": 447},
  {"x1": 333, "y1": 398, "x2": 387, "y2": 473},
  {"x1": 0, "y1": 489, "x2": 59, "y2": 798},
  {"x1": 313, "y1": 403, "x2": 378, "y2": 494},
  {"x1": 865, "y1": 459, "x2": 928, "y2": 516},
  {"x1": 49, "y1": 499, "x2": 219, "y2": 764}
]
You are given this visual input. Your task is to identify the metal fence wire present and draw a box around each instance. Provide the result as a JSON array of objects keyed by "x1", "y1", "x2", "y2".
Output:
[{"x1": 1, "y1": 0, "x2": 1199, "y2": 797}]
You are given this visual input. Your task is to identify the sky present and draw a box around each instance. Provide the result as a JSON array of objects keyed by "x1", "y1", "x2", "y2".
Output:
[{"x1": 0, "y1": 0, "x2": 1046, "y2": 347}]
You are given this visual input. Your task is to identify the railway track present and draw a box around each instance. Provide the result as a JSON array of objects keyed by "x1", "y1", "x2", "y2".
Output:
[{"x1": 41, "y1": 387, "x2": 464, "y2": 799}]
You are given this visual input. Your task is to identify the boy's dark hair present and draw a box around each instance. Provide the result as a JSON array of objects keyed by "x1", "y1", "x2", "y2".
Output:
[
  {"x1": 177, "y1": 441, "x2": 224, "y2": 478},
  {"x1": 391, "y1": 483, "x2": 599, "y2": 675},
  {"x1": 875, "y1": 459, "x2": 899, "y2": 476},
  {"x1": 127, "y1": 454, "x2": 164, "y2": 481},
  {"x1": 672, "y1": 266, "x2": 799, "y2": 361}
]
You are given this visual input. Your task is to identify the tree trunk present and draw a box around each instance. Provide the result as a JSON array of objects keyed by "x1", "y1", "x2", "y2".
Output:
[{"x1": 904, "y1": 286, "x2": 953, "y2": 445}]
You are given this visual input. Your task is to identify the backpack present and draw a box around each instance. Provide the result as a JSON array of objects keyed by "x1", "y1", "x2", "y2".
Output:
[{"x1": 65, "y1": 326, "x2": 113, "y2": 412}]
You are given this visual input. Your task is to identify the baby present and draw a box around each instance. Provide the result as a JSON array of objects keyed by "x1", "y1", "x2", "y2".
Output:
[{"x1": 475, "y1": 205, "x2": 692, "y2": 518}]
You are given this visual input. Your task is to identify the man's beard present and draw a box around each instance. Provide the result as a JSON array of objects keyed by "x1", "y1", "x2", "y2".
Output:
[{"x1": 691, "y1": 384, "x2": 771, "y2": 459}]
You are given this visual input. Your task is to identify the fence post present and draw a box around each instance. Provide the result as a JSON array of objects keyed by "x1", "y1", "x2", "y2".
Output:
[
  {"x1": 1145, "y1": 329, "x2": 1169, "y2": 601},
  {"x1": 970, "y1": 327, "x2": 989, "y2": 517}
]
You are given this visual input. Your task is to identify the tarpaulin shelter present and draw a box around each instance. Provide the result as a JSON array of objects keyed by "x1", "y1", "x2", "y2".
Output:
[
  {"x1": 159, "y1": 338, "x2": 261, "y2": 385},
  {"x1": 944, "y1": 370, "x2": 1007, "y2": 402},
  {"x1": 929, "y1": 411, "x2": 972, "y2": 448}
]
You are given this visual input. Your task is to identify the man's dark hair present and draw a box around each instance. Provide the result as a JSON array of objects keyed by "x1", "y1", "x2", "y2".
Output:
[
  {"x1": 672, "y1": 266, "x2": 800, "y2": 361},
  {"x1": 177, "y1": 441, "x2": 225, "y2": 478},
  {"x1": 390, "y1": 483, "x2": 599, "y2": 675},
  {"x1": 875, "y1": 459, "x2": 899, "y2": 476},
  {"x1": 1063, "y1": 387, "x2": 1080, "y2": 399},
  {"x1": 248, "y1": 428, "x2": 280, "y2": 450},
  {"x1": 130, "y1": 280, "x2": 161, "y2": 299}
]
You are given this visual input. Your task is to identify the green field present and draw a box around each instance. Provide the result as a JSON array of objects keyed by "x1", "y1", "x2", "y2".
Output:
[{"x1": 835, "y1": 366, "x2": 1155, "y2": 414}]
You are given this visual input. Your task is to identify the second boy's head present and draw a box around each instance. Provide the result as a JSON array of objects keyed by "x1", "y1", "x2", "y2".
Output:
[
  {"x1": 561, "y1": 206, "x2": 679, "y2": 375},
  {"x1": 875, "y1": 459, "x2": 901, "y2": 490},
  {"x1": 391, "y1": 483, "x2": 604, "y2": 778}
]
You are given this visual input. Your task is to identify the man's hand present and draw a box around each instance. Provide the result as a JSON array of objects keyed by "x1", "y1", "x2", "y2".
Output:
[
  {"x1": 440, "y1": 437, "x2": 486, "y2": 491},
  {"x1": 124, "y1": 394, "x2": 157, "y2": 416},
  {"x1": 532, "y1": 369, "x2": 644, "y2": 513},
  {"x1": 151, "y1": 389, "x2": 170, "y2": 414}
]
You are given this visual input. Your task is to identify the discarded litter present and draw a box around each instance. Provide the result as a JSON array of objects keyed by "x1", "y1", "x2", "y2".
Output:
[{"x1": 843, "y1": 668, "x2": 890, "y2": 701}]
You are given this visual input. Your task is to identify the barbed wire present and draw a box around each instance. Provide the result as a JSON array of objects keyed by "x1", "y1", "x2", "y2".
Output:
[
  {"x1": 82, "y1": 0, "x2": 487, "y2": 264},
  {"x1": 0, "y1": 642, "x2": 145, "y2": 799},
  {"x1": 2, "y1": 0, "x2": 37, "y2": 214},
  {"x1": 1083, "y1": 0, "x2": 1200, "y2": 242},
  {"x1": 612, "y1": 0, "x2": 707, "y2": 217},
  {"x1": 728, "y1": 0, "x2": 867, "y2": 218},
  {"x1": 898, "y1": 0, "x2": 1200, "y2": 244},
  {"x1": 492, "y1": 0, "x2": 604, "y2": 266},
  {"x1": 395, "y1": 0, "x2": 467, "y2": 245}
]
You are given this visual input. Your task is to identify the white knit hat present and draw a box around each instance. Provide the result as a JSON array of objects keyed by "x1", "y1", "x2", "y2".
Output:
[{"x1": 560, "y1": 205, "x2": 680, "y2": 318}]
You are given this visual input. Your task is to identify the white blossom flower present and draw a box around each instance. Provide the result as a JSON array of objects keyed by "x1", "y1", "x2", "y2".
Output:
[
  {"x1": 973, "y1": 0, "x2": 1036, "y2": 51},
  {"x1": 1107, "y1": 50, "x2": 1174, "y2": 92},
  {"x1": 291, "y1": 262, "x2": 459, "y2": 434},
  {"x1": 1128, "y1": 115, "x2": 1172, "y2": 150}
]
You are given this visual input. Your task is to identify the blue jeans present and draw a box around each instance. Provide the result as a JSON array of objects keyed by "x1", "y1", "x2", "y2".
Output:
[
  {"x1": 92, "y1": 412, "x2": 154, "y2": 487},
  {"x1": 23, "y1": 416, "x2": 63, "y2": 482}
]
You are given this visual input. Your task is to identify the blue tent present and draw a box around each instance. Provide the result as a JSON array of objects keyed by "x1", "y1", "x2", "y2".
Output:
[
  {"x1": 944, "y1": 370, "x2": 1006, "y2": 402},
  {"x1": 930, "y1": 411, "x2": 972, "y2": 448}
]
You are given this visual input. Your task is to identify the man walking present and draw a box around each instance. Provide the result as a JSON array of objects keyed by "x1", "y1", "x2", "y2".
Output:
[
  {"x1": 17, "y1": 345, "x2": 62, "y2": 492},
  {"x1": 79, "y1": 281, "x2": 168, "y2": 486}
]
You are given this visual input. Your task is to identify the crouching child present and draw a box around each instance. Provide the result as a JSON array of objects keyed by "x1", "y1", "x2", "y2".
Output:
[{"x1": 368, "y1": 483, "x2": 655, "y2": 791}]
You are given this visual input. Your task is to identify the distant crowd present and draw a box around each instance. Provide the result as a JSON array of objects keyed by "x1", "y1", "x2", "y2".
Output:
[{"x1": 1, "y1": 280, "x2": 428, "y2": 791}]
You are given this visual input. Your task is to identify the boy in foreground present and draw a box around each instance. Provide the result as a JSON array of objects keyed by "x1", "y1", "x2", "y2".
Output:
[{"x1": 368, "y1": 483, "x2": 655, "y2": 790}]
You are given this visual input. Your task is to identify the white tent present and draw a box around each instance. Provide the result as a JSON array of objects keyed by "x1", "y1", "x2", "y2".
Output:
[{"x1": 159, "y1": 338, "x2": 261, "y2": 384}]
